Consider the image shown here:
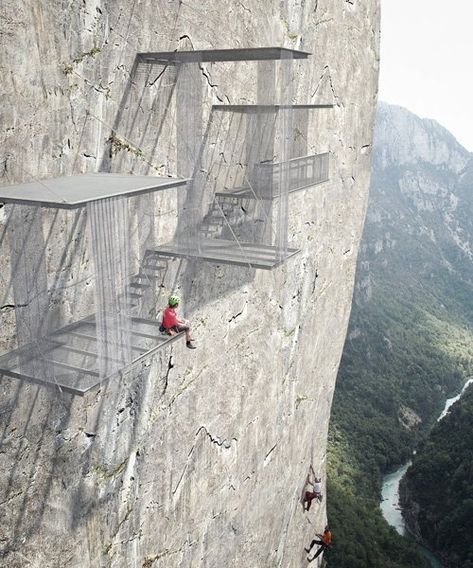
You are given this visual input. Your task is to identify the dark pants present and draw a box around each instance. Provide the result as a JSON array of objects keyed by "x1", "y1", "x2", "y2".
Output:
[
  {"x1": 307, "y1": 540, "x2": 327, "y2": 560},
  {"x1": 304, "y1": 491, "x2": 322, "y2": 511},
  {"x1": 160, "y1": 324, "x2": 189, "y2": 335}
]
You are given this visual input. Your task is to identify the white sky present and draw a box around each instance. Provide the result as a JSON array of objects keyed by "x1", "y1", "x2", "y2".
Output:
[{"x1": 379, "y1": 0, "x2": 473, "y2": 151}]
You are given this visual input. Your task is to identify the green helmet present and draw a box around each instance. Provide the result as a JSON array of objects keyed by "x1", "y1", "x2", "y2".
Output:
[{"x1": 168, "y1": 295, "x2": 180, "y2": 307}]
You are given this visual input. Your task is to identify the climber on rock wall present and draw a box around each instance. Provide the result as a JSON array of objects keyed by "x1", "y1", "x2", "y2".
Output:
[
  {"x1": 305, "y1": 525, "x2": 332, "y2": 562},
  {"x1": 303, "y1": 465, "x2": 323, "y2": 511},
  {"x1": 160, "y1": 295, "x2": 196, "y2": 349}
]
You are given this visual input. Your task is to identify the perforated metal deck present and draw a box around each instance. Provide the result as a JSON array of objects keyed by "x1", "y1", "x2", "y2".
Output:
[
  {"x1": 0, "y1": 173, "x2": 189, "y2": 209},
  {"x1": 0, "y1": 315, "x2": 182, "y2": 395},
  {"x1": 150, "y1": 238, "x2": 300, "y2": 270},
  {"x1": 138, "y1": 47, "x2": 311, "y2": 63}
]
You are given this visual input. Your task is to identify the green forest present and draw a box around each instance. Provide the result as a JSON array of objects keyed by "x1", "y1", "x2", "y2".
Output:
[
  {"x1": 326, "y1": 282, "x2": 473, "y2": 567},
  {"x1": 401, "y1": 384, "x2": 473, "y2": 568}
]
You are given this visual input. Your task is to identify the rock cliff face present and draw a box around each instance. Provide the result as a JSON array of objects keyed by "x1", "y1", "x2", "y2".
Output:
[
  {"x1": 365, "y1": 103, "x2": 473, "y2": 306},
  {"x1": 0, "y1": 2, "x2": 380, "y2": 567},
  {"x1": 374, "y1": 103, "x2": 468, "y2": 172}
]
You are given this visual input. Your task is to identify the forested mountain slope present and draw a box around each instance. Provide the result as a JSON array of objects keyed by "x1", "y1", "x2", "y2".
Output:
[
  {"x1": 401, "y1": 384, "x2": 473, "y2": 568},
  {"x1": 327, "y1": 102, "x2": 473, "y2": 568}
]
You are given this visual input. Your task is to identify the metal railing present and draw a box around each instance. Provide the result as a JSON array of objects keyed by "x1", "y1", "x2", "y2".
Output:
[{"x1": 252, "y1": 152, "x2": 329, "y2": 197}]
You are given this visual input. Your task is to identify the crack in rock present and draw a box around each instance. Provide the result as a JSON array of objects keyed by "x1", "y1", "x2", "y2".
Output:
[
  {"x1": 162, "y1": 353, "x2": 174, "y2": 395},
  {"x1": 264, "y1": 443, "x2": 278, "y2": 465},
  {"x1": 178, "y1": 34, "x2": 193, "y2": 46},
  {"x1": 228, "y1": 308, "x2": 244, "y2": 323},
  {"x1": 199, "y1": 65, "x2": 217, "y2": 88},
  {"x1": 143, "y1": 547, "x2": 182, "y2": 567},
  {"x1": 172, "y1": 444, "x2": 196, "y2": 496},
  {"x1": 147, "y1": 64, "x2": 169, "y2": 87},
  {"x1": 0, "y1": 303, "x2": 28, "y2": 311},
  {"x1": 199, "y1": 65, "x2": 225, "y2": 102},
  {"x1": 196, "y1": 426, "x2": 236, "y2": 449},
  {"x1": 0, "y1": 490, "x2": 23, "y2": 507},
  {"x1": 312, "y1": 269, "x2": 319, "y2": 294},
  {"x1": 311, "y1": 64, "x2": 339, "y2": 105},
  {"x1": 237, "y1": 1, "x2": 251, "y2": 14}
]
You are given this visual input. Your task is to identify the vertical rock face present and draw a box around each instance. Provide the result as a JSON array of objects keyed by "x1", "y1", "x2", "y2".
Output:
[
  {"x1": 374, "y1": 103, "x2": 469, "y2": 171},
  {"x1": 364, "y1": 103, "x2": 473, "y2": 298},
  {"x1": 0, "y1": 2, "x2": 380, "y2": 567}
]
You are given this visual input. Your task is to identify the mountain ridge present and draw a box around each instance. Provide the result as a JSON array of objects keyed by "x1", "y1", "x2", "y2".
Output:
[{"x1": 375, "y1": 101, "x2": 471, "y2": 171}]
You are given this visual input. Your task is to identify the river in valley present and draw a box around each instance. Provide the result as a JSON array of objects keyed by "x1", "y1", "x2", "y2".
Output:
[{"x1": 380, "y1": 378, "x2": 473, "y2": 568}]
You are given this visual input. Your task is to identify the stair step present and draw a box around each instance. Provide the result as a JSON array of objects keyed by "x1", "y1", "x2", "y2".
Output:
[
  {"x1": 218, "y1": 195, "x2": 239, "y2": 201},
  {"x1": 141, "y1": 262, "x2": 165, "y2": 270},
  {"x1": 143, "y1": 250, "x2": 168, "y2": 259},
  {"x1": 128, "y1": 292, "x2": 143, "y2": 299},
  {"x1": 205, "y1": 217, "x2": 225, "y2": 224},
  {"x1": 136, "y1": 272, "x2": 159, "y2": 279},
  {"x1": 141, "y1": 255, "x2": 165, "y2": 264},
  {"x1": 129, "y1": 282, "x2": 149, "y2": 289}
]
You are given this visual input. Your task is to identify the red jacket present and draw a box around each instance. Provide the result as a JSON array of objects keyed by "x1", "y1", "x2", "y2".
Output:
[
  {"x1": 162, "y1": 306, "x2": 178, "y2": 329},
  {"x1": 321, "y1": 531, "x2": 332, "y2": 546}
]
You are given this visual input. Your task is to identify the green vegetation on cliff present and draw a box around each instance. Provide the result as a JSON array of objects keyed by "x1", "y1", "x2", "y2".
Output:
[
  {"x1": 326, "y1": 288, "x2": 473, "y2": 567},
  {"x1": 400, "y1": 384, "x2": 473, "y2": 568}
]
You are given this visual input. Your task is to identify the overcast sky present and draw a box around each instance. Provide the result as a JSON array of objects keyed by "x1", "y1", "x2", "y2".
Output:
[{"x1": 379, "y1": 0, "x2": 473, "y2": 151}]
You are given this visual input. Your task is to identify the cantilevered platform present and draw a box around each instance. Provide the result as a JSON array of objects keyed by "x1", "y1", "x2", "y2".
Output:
[
  {"x1": 0, "y1": 173, "x2": 189, "y2": 209},
  {"x1": 216, "y1": 153, "x2": 330, "y2": 200},
  {"x1": 138, "y1": 47, "x2": 311, "y2": 64},
  {"x1": 150, "y1": 238, "x2": 300, "y2": 269},
  {"x1": 0, "y1": 315, "x2": 182, "y2": 395},
  {"x1": 212, "y1": 104, "x2": 334, "y2": 112}
]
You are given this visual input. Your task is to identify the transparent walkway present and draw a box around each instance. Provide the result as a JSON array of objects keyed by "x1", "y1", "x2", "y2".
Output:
[
  {"x1": 138, "y1": 47, "x2": 311, "y2": 63},
  {"x1": 151, "y1": 238, "x2": 299, "y2": 269},
  {"x1": 0, "y1": 315, "x2": 181, "y2": 395},
  {"x1": 0, "y1": 173, "x2": 188, "y2": 208},
  {"x1": 215, "y1": 153, "x2": 330, "y2": 200}
]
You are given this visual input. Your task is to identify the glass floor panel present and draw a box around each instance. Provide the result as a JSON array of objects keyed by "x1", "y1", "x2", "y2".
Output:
[
  {"x1": 0, "y1": 315, "x2": 182, "y2": 395},
  {"x1": 138, "y1": 47, "x2": 311, "y2": 64},
  {"x1": 151, "y1": 238, "x2": 300, "y2": 269}
]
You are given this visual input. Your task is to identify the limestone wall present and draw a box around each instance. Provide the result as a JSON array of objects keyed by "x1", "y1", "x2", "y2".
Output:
[{"x1": 0, "y1": 1, "x2": 380, "y2": 566}]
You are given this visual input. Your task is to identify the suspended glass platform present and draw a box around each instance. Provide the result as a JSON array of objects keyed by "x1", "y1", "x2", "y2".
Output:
[
  {"x1": 0, "y1": 173, "x2": 190, "y2": 395},
  {"x1": 138, "y1": 47, "x2": 311, "y2": 63},
  {"x1": 211, "y1": 104, "x2": 334, "y2": 112},
  {"x1": 0, "y1": 315, "x2": 182, "y2": 395},
  {"x1": 149, "y1": 238, "x2": 299, "y2": 270},
  {"x1": 0, "y1": 173, "x2": 188, "y2": 208}
]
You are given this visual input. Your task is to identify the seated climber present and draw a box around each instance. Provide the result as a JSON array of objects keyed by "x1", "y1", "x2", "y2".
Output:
[
  {"x1": 305, "y1": 525, "x2": 332, "y2": 562},
  {"x1": 160, "y1": 295, "x2": 196, "y2": 349},
  {"x1": 303, "y1": 466, "x2": 323, "y2": 511}
]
